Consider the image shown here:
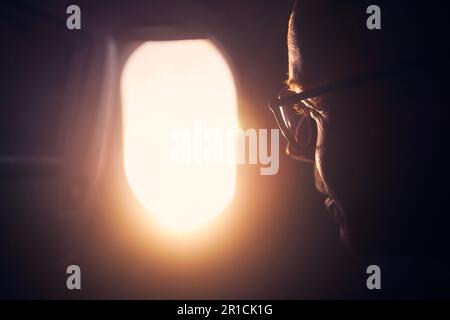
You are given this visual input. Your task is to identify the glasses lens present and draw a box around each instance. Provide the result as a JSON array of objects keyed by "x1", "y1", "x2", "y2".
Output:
[
  {"x1": 293, "y1": 105, "x2": 313, "y2": 147},
  {"x1": 274, "y1": 103, "x2": 297, "y2": 140},
  {"x1": 269, "y1": 97, "x2": 316, "y2": 162}
]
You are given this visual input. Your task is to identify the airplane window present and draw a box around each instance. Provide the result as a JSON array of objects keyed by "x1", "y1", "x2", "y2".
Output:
[{"x1": 121, "y1": 40, "x2": 238, "y2": 233}]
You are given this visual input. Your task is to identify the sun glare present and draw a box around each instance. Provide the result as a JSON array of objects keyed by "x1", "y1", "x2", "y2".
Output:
[{"x1": 121, "y1": 40, "x2": 238, "y2": 233}]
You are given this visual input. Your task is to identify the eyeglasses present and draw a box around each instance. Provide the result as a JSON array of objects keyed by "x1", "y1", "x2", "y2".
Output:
[
  {"x1": 268, "y1": 86, "x2": 318, "y2": 163},
  {"x1": 268, "y1": 60, "x2": 422, "y2": 163}
]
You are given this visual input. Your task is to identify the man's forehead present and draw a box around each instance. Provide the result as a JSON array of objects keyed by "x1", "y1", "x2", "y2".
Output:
[
  {"x1": 286, "y1": 0, "x2": 427, "y2": 90},
  {"x1": 286, "y1": 0, "x2": 383, "y2": 89},
  {"x1": 287, "y1": 5, "x2": 302, "y2": 92}
]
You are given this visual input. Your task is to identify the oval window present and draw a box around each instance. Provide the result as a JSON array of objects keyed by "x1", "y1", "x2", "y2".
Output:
[{"x1": 121, "y1": 40, "x2": 238, "y2": 232}]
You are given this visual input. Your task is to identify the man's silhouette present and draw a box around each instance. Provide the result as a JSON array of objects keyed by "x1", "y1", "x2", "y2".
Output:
[{"x1": 270, "y1": 0, "x2": 450, "y2": 256}]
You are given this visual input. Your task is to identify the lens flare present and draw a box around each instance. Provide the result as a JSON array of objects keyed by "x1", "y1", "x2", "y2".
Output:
[{"x1": 121, "y1": 40, "x2": 238, "y2": 232}]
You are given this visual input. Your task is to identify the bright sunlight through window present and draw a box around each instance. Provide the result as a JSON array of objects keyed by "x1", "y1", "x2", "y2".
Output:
[{"x1": 121, "y1": 40, "x2": 238, "y2": 233}]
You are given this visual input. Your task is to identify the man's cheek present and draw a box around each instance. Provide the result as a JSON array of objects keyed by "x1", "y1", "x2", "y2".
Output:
[
  {"x1": 315, "y1": 121, "x2": 351, "y2": 204},
  {"x1": 313, "y1": 119, "x2": 336, "y2": 197},
  {"x1": 313, "y1": 164, "x2": 327, "y2": 195}
]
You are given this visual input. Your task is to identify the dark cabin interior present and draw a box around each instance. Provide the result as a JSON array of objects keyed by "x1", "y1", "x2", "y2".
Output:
[{"x1": 1, "y1": 0, "x2": 450, "y2": 299}]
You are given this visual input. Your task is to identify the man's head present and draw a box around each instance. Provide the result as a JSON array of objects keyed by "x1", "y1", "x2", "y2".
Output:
[{"x1": 282, "y1": 0, "x2": 450, "y2": 256}]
